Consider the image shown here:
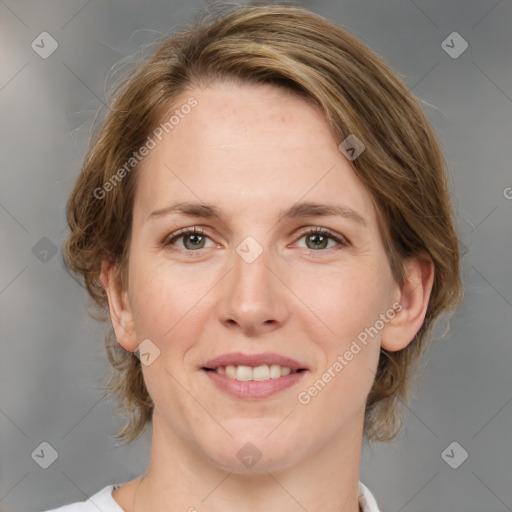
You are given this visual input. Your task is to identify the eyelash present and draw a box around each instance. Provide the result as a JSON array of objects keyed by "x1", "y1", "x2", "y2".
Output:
[{"x1": 161, "y1": 226, "x2": 349, "y2": 254}]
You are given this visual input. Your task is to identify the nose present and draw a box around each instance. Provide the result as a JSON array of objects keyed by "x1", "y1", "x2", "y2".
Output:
[{"x1": 215, "y1": 241, "x2": 289, "y2": 336}]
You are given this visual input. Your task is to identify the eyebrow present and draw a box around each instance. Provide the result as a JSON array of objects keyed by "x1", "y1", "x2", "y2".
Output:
[{"x1": 147, "y1": 200, "x2": 368, "y2": 226}]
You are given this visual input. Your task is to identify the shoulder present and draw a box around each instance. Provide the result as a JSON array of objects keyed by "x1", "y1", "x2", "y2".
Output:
[
  {"x1": 41, "y1": 481, "x2": 378, "y2": 512},
  {"x1": 41, "y1": 484, "x2": 124, "y2": 512},
  {"x1": 358, "y1": 481, "x2": 381, "y2": 512}
]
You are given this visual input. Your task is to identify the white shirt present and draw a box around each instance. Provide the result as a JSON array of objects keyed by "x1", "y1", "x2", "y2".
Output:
[{"x1": 42, "y1": 481, "x2": 380, "y2": 512}]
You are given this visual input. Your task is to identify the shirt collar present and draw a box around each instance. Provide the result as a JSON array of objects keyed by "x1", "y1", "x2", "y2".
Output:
[{"x1": 358, "y1": 481, "x2": 380, "y2": 512}]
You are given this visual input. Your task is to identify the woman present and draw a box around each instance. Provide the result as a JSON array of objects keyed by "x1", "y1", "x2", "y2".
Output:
[{"x1": 48, "y1": 2, "x2": 462, "y2": 511}]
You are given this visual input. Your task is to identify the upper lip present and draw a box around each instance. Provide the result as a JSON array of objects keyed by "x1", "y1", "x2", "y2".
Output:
[{"x1": 202, "y1": 352, "x2": 308, "y2": 371}]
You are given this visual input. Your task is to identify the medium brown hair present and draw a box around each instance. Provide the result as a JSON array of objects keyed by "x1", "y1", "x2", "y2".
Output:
[{"x1": 62, "y1": 1, "x2": 462, "y2": 444}]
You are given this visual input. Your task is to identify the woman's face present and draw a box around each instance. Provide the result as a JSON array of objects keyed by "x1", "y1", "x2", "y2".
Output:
[{"x1": 117, "y1": 81, "x2": 402, "y2": 471}]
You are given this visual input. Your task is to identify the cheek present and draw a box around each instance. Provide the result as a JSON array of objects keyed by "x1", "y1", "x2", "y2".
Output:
[
  {"x1": 128, "y1": 255, "x2": 215, "y2": 351},
  {"x1": 293, "y1": 260, "x2": 392, "y2": 344},
  {"x1": 290, "y1": 258, "x2": 392, "y2": 410},
  {"x1": 126, "y1": 251, "x2": 172, "y2": 344},
  {"x1": 294, "y1": 268, "x2": 386, "y2": 420}
]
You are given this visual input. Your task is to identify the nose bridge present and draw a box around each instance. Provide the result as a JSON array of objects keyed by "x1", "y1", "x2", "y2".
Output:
[
  {"x1": 231, "y1": 235, "x2": 275, "y2": 308},
  {"x1": 217, "y1": 234, "x2": 288, "y2": 332}
]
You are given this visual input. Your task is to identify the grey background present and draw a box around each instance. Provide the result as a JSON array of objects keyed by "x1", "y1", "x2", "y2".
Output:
[{"x1": 1, "y1": 1, "x2": 511, "y2": 511}]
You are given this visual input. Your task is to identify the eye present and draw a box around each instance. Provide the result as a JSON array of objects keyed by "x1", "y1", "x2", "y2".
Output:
[
  {"x1": 295, "y1": 227, "x2": 348, "y2": 251},
  {"x1": 162, "y1": 226, "x2": 349, "y2": 253},
  {"x1": 162, "y1": 227, "x2": 215, "y2": 251}
]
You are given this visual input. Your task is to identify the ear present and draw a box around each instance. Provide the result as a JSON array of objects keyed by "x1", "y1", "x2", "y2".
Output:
[
  {"x1": 100, "y1": 260, "x2": 138, "y2": 352},
  {"x1": 381, "y1": 255, "x2": 434, "y2": 352}
]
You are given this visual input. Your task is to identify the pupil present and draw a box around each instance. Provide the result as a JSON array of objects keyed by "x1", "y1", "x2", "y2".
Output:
[
  {"x1": 186, "y1": 234, "x2": 203, "y2": 249},
  {"x1": 309, "y1": 234, "x2": 327, "y2": 249}
]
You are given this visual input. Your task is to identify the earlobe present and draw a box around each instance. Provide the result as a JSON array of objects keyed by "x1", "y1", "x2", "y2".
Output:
[
  {"x1": 100, "y1": 260, "x2": 138, "y2": 352},
  {"x1": 381, "y1": 255, "x2": 435, "y2": 352}
]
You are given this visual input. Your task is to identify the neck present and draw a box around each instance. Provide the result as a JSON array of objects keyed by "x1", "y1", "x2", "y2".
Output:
[{"x1": 127, "y1": 410, "x2": 364, "y2": 512}]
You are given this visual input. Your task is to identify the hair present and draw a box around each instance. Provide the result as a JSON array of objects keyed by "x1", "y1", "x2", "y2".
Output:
[{"x1": 62, "y1": 1, "x2": 463, "y2": 444}]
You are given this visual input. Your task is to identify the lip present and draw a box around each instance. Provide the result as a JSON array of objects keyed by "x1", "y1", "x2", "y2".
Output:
[
  {"x1": 203, "y1": 368, "x2": 307, "y2": 400},
  {"x1": 202, "y1": 352, "x2": 308, "y2": 371}
]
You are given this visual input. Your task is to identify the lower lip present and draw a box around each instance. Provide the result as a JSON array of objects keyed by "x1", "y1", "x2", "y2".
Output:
[{"x1": 202, "y1": 369, "x2": 307, "y2": 399}]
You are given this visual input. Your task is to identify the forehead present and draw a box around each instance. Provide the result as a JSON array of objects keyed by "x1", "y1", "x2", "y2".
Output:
[{"x1": 133, "y1": 82, "x2": 376, "y2": 227}]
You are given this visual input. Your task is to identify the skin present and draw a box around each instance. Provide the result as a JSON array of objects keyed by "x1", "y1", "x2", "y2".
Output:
[{"x1": 102, "y1": 81, "x2": 434, "y2": 512}]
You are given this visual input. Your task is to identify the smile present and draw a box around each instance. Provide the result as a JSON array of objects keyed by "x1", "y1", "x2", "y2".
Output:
[
  {"x1": 201, "y1": 352, "x2": 309, "y2": 399},
  {"x1": 202, "y1": 368, "x2": 309, "y2": 400},
  {"x1": 204, "y1": 364, "x2": 304, "y2": 381}
]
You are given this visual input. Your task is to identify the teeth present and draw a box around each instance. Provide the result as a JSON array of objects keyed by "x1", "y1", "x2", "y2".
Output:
[
  {"x1": 253, "y1": 365, "x2": 270, "y2": 381},
  {"x1": 225, "y1": 365, "x2": 237, "y2": 379},
  {"x1": 236, "y1": 365, "x2": 253, "y2": 381},
  {"x1": 214, "y1": 364, "x2": 295, "y2": 381},
  {"x1": 269, "y1": 364, "x2": 282, "y2": 379}
]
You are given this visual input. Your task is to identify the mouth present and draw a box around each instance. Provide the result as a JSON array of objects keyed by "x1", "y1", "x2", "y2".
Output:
[
  {"x1": 202, "y1": 364, "x2": 307, "y2": 382},
  {"x1": 200, "y1": 352, "x2": 309, "y2": 399}
]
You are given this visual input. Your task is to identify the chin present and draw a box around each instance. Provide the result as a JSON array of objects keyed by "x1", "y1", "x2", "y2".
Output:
[{"x1": 198, "y1": 428, "x2": 306, "y2": 474}]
